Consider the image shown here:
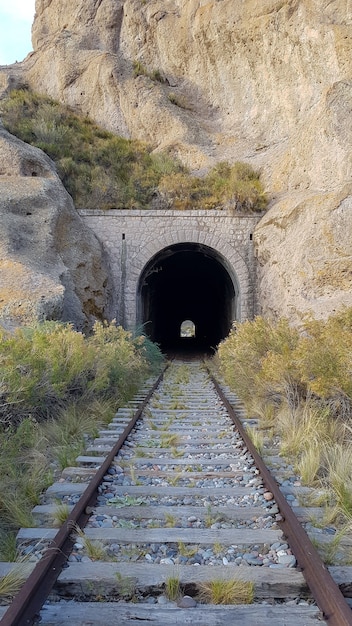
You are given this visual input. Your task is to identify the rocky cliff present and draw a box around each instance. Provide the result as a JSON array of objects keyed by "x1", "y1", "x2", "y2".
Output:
[
  {"x1": 0, "y1": 123, "x2": 112, "y2": 330},
  {"x1": 0, "y1": 0, "x2": 351, "y2": 325}
]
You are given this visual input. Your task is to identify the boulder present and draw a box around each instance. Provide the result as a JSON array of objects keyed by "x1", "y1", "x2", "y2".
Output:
[{"x1": 0, "y1": 124, "x2": 112, "y2": 330}]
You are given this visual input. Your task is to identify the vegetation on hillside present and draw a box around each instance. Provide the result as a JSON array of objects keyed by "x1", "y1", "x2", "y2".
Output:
[
  {"x1": 217, "y1": 308, "x2": 352, "y2": 532},
  {"x1": 158, "y1": 161, "x2": 267, "y2": 211},
  {"x1": 0, "y1": 88, "x2": 266, "y2": 212},
  {"x1": 0, "y1": 321, "x2": 163, "y2": 556}
]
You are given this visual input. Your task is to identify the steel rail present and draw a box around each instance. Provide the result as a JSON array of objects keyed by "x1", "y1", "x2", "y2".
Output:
[
  {"x1": 210, "y1": 373, "x2": 352, "y2": 626},
  {"x1": 0, "y1": 365, "x2": 168, "y2": 626}
]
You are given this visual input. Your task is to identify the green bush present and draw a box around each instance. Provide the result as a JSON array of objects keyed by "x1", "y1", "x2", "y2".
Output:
[
  {"x1": 218, "y1": 310, "x2": 352, "y2": 417},
  {"x1": 0, "y1": 418, "x2": 52, "y2": 532},
  {"x1": 87, "y1": 322, "x2": 150, "y2": 401},
  {"x1": 218, "y1": 316, "x2": 301, "y2": 412},
  {"x1": 0, "y1": 320, "x2": 163, "y2": 545},
  {"x1": 0, "y1": 320, "x2": 162, "y2": 426},
  {"x1": 295, "y1": 310, "x2": 352, "y2": 407},
  {"x1": 0, "y1": 322, "x2": 93, "y2": 424}
]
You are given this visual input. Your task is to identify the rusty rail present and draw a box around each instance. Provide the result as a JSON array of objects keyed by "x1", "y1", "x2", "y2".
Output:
[
  {"x1": 0, "y1": 365, "x2": 168, "y2": 626},
  {"x1": 2, "y1": 362, "x2": 352, "y2": 626},
  {"x1": 210, "y1": 373, "x2": 352, "y2": 626}
]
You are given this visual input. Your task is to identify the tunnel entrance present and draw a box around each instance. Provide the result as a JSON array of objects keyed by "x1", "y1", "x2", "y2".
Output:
[
  {"x1": 137, "y1": 243, "x2": 237, "y2": 354},
  {"x1": 180, "y1": 320, "x2": 196, "y2": 338}
]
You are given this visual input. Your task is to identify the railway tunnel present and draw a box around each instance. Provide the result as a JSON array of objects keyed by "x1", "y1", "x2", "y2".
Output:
[{"x1": 137, "y1": 243, "x2": 237, "y2": 354}]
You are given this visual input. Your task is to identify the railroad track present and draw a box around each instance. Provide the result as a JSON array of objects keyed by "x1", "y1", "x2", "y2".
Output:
[{"x1": 1, "y1": 360, "x2": 352, "y2": 625}]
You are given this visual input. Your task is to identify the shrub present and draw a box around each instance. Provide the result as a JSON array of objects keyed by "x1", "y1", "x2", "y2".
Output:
[
  {"x1": 0, "y1": 320, "x2": 163, "y2": 543},
  {"x1": 0, "y1": 88, "x2": 267, "y2": 212},
  {"x1": 159, "y1": 161, "x2": 266, "y2": 212},
  {"x1": 218, "y1": 316, "x2": 301, "y2": 413},
  {"x1": 296, "y1": 310, "x2": 352, "y2": 416},
  {"x1": 132, "y1": 60, "x2": 148, "y2": 77},
  {"x1": 0, "y1": 418, "x2": 51, "y2": 533},
  {"x1": 150, "y1": 69, "x2": 166, "y2": 83},
  {"x1": 0, "y1": 322, "x2": 93, "y2": 424},
  {"x1": 218, "y1": 311, "x2": 352, "y2": 417},
  {"x1": 87, "y1": 322, "x2": 147, "y2": 401},
  {"x1": 208, "y1": 161, "x2": 267, "y2": 211},
  {"x1": 0, "y1": 320, "x2": 162, "y2": 426},
  {"x1": 158, "y1": 172, "x2": 210, "y2": 210},
  {"x1": 217, "y1": 308, "x2": 352, "y2": 531}
]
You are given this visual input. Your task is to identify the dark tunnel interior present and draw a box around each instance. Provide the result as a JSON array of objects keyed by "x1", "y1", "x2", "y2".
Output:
[{"x1": 138, "y1": 243, "x2": 236, "y2": 355}]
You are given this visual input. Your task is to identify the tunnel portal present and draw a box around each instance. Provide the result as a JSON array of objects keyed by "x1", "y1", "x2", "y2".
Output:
[{"x1": 138, "y1": 243, "x2": 237, "y2": 353}]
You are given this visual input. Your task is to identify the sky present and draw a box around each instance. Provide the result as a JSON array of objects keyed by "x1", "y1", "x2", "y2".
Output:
[{"x1": 0, "y1": 0, "x2": 36, "y2": 65}]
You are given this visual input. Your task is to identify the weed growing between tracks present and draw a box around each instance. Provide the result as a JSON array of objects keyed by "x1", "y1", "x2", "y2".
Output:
[
  {"x1": 52, "y1": 503, "x2": 71, "y2": 527},
  {"x1": 204, "y1": 506, "x2": 226, "y2": 529},
  {"x1": 0, "y1": 320, "x2": 163, "y2": 560},
  {"x1": 115, "y1": 572, "x2": 137, "y2": 601},
  {"x1": 164, "y1": 513, "x2": 177, "y2": 528},
  {"x1": 72, "y1": 524, "x2": 107, "y2": 561},
  {"x1": 197, "y1": 578, "x2": 254, "y2": 605},
  {"x1": 165, "y1": 575, "x2": 182, "y2": 601}
]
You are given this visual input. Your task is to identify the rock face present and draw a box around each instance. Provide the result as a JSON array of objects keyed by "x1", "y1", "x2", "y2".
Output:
[
  {"x1": 0, "y1": 124, "x2": 112, "y2": 330},
  {"x1": 255, "y1": 186, "x2": 352, "y2": 321},
  {"x1": 1, "y1": 0, "x2": 352, "y2": 323}
]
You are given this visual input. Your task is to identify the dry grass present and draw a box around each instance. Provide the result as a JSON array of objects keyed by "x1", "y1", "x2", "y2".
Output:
[
  {"x1": 177, "y1": 542, "x2": 198, "y2": 558},
  {"x1": 165, "y1": 575, "x2": 182, "y2": 601},
  {"x1": 297, "y1": 443, "x2": 323, "y2": 485},
  {"x1": 0, "y1": 560, "x2": 33, "y2": 601},
  {"x1": 246, "y1": 426, "x2": 264, "y2": 454},
  {"x1": 251, "y1": 400, "x2": 276, "y2": 430},
  {"x1": 160, "y1": 433, "x2": 180, "y2": 448},
  {"x1": 53, "y1": 503, "x2": 71, "y2": 527},
  {"x1": 213, "y1": 542, "x2": 224, "y2": 556},
  {"x1": 277, "y1": 403, "x2": 340, "y2": 458},
  {"x1": 197, "y1": 578, "x2": 254, "y2": 605},
  {"x1": 164, "y1": 513, "x2": 177, "y2": 528},
  {"x1": 71, "y1": 524, "x2": 107, "y2": 561},
  {"x1": 323, "y1": 443, "x2": 352, "y2": 519},
  {"x1": 216, "y1": 309, "x2": 352, "y2": 552}
]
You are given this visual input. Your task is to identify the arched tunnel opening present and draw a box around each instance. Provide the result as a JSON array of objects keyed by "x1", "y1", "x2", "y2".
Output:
[{"x1": 137, "y1": 243, "x2": 237, "y2": 354}]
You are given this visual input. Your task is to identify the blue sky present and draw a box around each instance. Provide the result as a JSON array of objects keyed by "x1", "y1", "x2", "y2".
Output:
[{"x1": 0, "y1": 1, "x2": 36, "y2": 65}]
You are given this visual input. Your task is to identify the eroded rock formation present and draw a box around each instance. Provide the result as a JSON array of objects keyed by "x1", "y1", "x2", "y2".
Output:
[
  {"x1": 0, "y1": 0, "x2": 351, "y2": 324},
  {"x1": 0, "y1": 124, "x2": 112, "y2": 330}
]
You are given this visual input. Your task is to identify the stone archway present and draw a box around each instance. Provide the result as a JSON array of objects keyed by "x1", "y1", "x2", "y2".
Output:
[
  {"x1": 137, "y1": 242, "x2": 239, "y2": 352},
  {"x1": 79, "y1": 209, "x2": 259, "y2": 334}
]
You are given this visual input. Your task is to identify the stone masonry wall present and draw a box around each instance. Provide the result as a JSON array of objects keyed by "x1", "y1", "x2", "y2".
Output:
[{"x1": 79, "y1": 209, "x2": 261, "y2": 329}]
